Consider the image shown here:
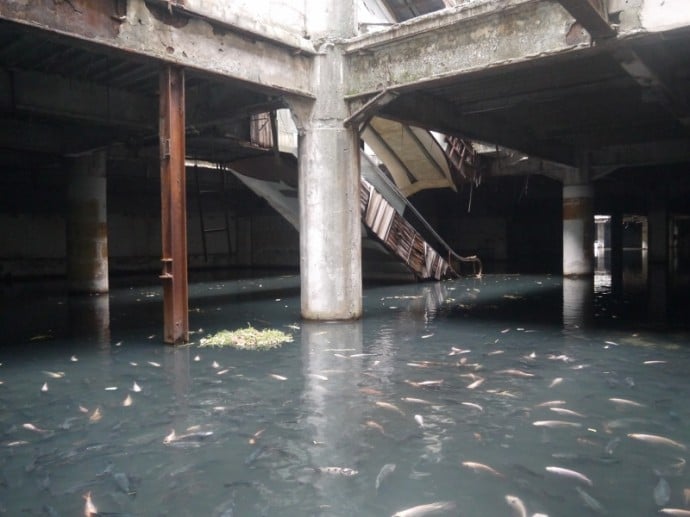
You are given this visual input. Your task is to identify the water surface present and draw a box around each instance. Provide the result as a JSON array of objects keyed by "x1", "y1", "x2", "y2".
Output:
[{"x1": 1, "y1": 264, "x2": 689, "y2": 516}]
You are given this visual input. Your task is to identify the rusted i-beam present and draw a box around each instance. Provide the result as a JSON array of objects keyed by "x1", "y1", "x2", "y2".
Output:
[{"x1": 159, "y1": 65, "x2": 189, "y2": 344}]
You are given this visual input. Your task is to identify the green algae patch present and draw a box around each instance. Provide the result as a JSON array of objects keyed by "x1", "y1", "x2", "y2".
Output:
[{"x1": 199, "y1": 326, "x2": 293, "y2": 350}]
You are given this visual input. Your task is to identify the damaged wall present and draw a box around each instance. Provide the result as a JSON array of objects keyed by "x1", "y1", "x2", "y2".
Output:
[{"x1": 0, "y1": 161, "x2": 299, "y2": 279}]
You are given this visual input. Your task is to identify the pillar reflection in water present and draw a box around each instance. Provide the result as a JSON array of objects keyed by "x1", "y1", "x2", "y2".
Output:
[
  {"x1": 68, "y1": 293, "x2": 110, "y2": 346},
  {"x1": 648, "y1": 264, "x2": 668, "y2": 327},
  {"x1": 301, "y1": 321, "x2": 364, "y2": 515},
  {"x1": 164, "y1": 345, "x2": 192, "y2": 423},
  {"x1": 562, "y1": 277, "x2": 593, "y2": 330}
]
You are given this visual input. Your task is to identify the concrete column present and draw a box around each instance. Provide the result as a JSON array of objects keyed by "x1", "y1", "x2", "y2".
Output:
[
  {"x1": 563, "y1": 182, "x2": 594, "y2": 277},
  {"x1": 610, "y1": 212, "x2": 623, "y2": 295},
  {"x1": 290, "y1": 2, "x2": 362, "y2": 320},
  {"x1": 648, "y1": 199, "x2": 668, "y2": 264},
  {"x1": 66, "y1": 149, "x2": 109, "y2": 293}
]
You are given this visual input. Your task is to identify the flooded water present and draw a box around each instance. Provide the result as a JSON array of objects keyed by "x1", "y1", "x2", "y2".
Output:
[{"x1": 1, "y1": 255, "x2": 690, "y2": 516}]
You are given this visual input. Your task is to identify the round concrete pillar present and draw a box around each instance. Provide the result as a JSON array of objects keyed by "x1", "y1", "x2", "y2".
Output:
[
  {"x1": 563, "y1": 184, "x2": 594, "y2": 277},
  {"x1": 66, "y1": 150, "x2": 109, "y2": 293}
]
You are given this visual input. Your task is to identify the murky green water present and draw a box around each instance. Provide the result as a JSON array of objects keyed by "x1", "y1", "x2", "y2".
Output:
[{"x1": 1, "y1": 258, "x2": 689, "y2": 516}]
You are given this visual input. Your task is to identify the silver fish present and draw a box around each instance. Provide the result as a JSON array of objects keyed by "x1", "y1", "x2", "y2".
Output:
[
  {"x1": 317, "y1": 466, "x2": 358, "y2": 477},
  {"x1": 461, "y1": 461, "x2": 503, "y2": 477},
  {"x1": 576, "y1": 486, "x2": 606, "y2": 514},
  {"x1": 375, "y1": 463, "x2": 396, "y2": 492},
  {"x1": 505, "y1": 495, "x2": 527, "y2": 517},
  {"x1": 545, "y1": 466, "x2": 593, "y2": 486},
  {"x1": 655, "y1": 477, "x2": 671, "y2": 506},
  {"x1": 549, "y1": 407, "x2": 585, "y2": 418},
  {"x1": 628, "y1": 433, "x2": 686, "y2": 451},
  {"x1": 533, "y1": 420, "x2": 582, "y2": 429},
  {"x1": 391, "y1": 500, "x2": 456, "y2": 517}
]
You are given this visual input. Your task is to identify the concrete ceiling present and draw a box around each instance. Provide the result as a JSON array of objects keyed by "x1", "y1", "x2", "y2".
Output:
[
  {"x1": 355, "y1": 7, "x2": 690, "y2": 177},
  {"x1": 0, "y1": 20, "x2": 281, "y2": 166}
]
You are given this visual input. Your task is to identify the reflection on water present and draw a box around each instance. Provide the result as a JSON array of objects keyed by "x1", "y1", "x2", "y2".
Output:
[{"x1": 0, "y1": 262, "x2": 689, "y2": 516}]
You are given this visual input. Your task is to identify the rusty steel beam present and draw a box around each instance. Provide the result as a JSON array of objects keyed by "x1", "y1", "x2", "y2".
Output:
[
  {"x1": 159, "y1": 65, "x2": 189, "y2": 345},
  {"x1": 556, "y1": 0, "x2": 616, "y2": 40}
]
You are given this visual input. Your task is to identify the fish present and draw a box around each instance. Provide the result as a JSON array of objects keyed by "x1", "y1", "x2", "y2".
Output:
[
  {"x1": 23, "y1": 422, "x2": 50, "y2": 434},
  {"x1": 549, "y1": 407, "x2": 585, "y2": 418},
  {"x1": 42, "y1": 371, "x2": 65, "y2": 379},
  {"x1": 684, "y1": 488, "x2": 690, "y2": 506},
  {"x1": 548, "y1": 378, "x2": 563, "y2": 388},
  {"x1": 269, "y1": 373, "x2": 287, "y2": 381},
  {"x1": 104, "y1": 386, "x2": 118, "y2": 391},
  {"x1": 89, "y1": 407, "x2": 102, "y2": 423},
  {"x1": 643, "y1": 360, "x2": 667, "y2": 365},
  {"x1": 545, "y1": 466, "x2": 593, "y2": 486},
  {"x1": 244, "y1": 445, "x2": 267, "y2": 466},
  {"x1": 467, "y1": 378, "x2": 484, "y2": 390},
  {"x1": 147, "y1": 361, "x2": 161, "y2": 368},
  {"x1": 659, "y1": 510, "x2": 690, "y2": 516},
  {"x1": 449, "y1": 347, "x2": 471, "y2": 356},
  {"x1": 122, "y1": 394, "x2": 133, "y2": 407},
  {"x1": 193, "y1": 355, "x2": 201, "y2": 362},
  {"x1": 376, "y1": 401, "x2": 405, "y2": 416},
  {"x1": 248, "y1": 428, "x2": 264, "y2": 445},
  {"x1": 359, "y1": 387, "x2": 384, "y2": 396},
  {"x1": 505, "y1": 495, "x2": 527, "y2": 517},
  {"x1": 163, "y1": 429, "x2": 214, "y2": 446},
  {"x1": 404, "y1": 379, "x2": 443, "y2": 388},
  {"x1": 113, "y1": 471, "x2": 135, "y2": 495},
  {"x1": 461, "y1": 461, "x2": 504, "y2": 477},
  {"x1": 364, "y1": 420, "x2": 386, "y2": 435},
  {"x1": 461, "y1": 402, "x2": 484, "y2": 412},
  {"x1": 308, "y1": 373, "x2": 329, "y2": 381},
  {"x1": 414, "y1": 414, "x2": 425, "y2": 428},
  {"x1": 627, "y1": 433, "x2": 686, "y2": 451},
  {"x1": 391, "y1": 500, "x2": 457, "y2": 516},
  {"x1": 575, "y1": 486, "x2": 606, "y2": 514},
  {"x1": 535, "y1": 400, "x2": 566, "y2": 408},
  {"x1": 211, "y1": 361, "x2": 220, "y2": 369},
  {"x1": 131, "y1": 381, "x2": 142, "y2": 392},
  {"x1": 317, "y1": 466, "x2": 358, "y2": 477},
  {"x1": 83, "y1": 491, "x2": 98, "y2": 516},
  {"x1": 654, "y1": 457, "x2": 686, "y2": 477},
  {"x1": 655, "y1": 477, "x2": 671, "y2": 506},
  {"x1": 609, "y1": 397, "x2": 645, "y2": 408},
  {"x1": 604, "y1": 437, "x2": 621, "y2": 456},
  {"x1": 41, "y1": 382, "x2": 48, "y2": 392},
  {"x1": 401, "y1": 397, "x2": 433, "y2": 405},
  {"x1": 375, "y1": 463, "x2": 396, "y2": 492},
  {"x1": 70, "y1": 355, "x2": 78, "y2": 362},
  {"x1": 497, "y1": 369, "x2": 534, "y2": 378},
  {"x1": 532, "y1": 420, "x2": 582, "y2": 429}
]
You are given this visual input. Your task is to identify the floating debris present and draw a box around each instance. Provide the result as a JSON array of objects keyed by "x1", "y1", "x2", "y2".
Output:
[{"x1": 199, "y1": 325, "x2": 293, "y2": 350}]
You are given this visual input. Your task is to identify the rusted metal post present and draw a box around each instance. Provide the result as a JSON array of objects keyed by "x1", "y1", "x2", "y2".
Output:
[{"x1": 159, "y1": 65, "x2": 189, "y2": 344}]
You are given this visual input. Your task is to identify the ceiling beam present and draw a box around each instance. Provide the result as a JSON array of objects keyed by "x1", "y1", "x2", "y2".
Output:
[
  {"x1": 590, "y1": 138, "x2": 690, "y2": 174},
  {"x1": 345, "y1": 0, "x2": 588, "y2": 99},
  {"x1": 379, "y1": 91, "x2": 574, "y2": 165},
  {"x1": 612, "y1": 48, "x2": 690, "y2": 128},
  {"x1": 0, "y1": 68, "x2": 156, "y2": 130},
  {"x1": 555, "y1": 0, "x2": 616, "y2": 40},
  {"x1": 0, "y1": 0, "x2": 314, "y2": 98}
]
